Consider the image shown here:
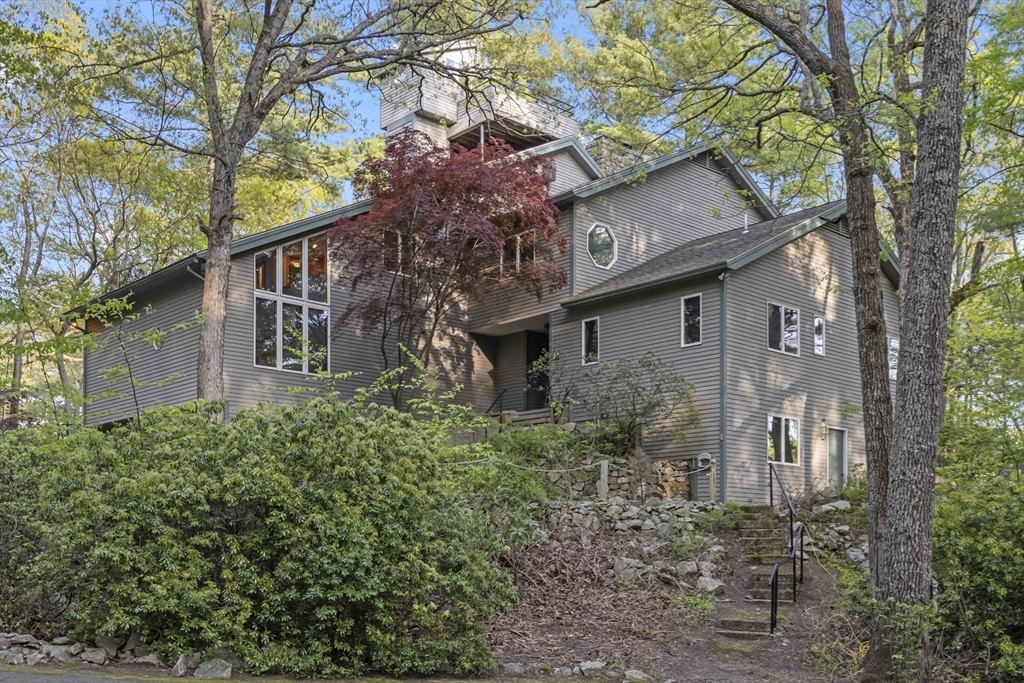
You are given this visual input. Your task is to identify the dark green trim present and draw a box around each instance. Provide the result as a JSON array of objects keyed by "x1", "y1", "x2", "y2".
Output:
[
  {"x1": 718, "y1": 271, "x2": 728, "y2": 502},
  {"x1": 726, "y1": 217, "x2": 829, "y2": 271},
  {"x1": 523, "y1": 137, "x2": 605, "y2": 180}
]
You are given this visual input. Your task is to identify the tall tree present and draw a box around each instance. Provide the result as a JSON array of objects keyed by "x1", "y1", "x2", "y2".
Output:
[
  {"x1": 871, "y1": 0, "x2": 971, "y2": 677},
  {"x1": 80, "y1": 0, "x2": 536, "y2": 401},
  {"x1": 328, "y1": 130, "x2": 564, "y2": 410}
]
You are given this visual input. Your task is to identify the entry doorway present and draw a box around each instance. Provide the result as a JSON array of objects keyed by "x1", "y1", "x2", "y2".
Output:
[
  {"x1": 826, "y1": 427, "x2": 847, "y2": 490},
  {"x1": 524, "y1": 330, "x2": 549, "y2": 410}
]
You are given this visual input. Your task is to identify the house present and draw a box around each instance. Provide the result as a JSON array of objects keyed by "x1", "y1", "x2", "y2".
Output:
[{"x1": 78, "y1": 65, "x2": 901, "y2": 504}]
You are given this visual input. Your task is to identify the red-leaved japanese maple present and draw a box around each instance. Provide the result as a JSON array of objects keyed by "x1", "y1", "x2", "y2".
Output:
[{"x1": 329, "y1": 129, "x2": 565, "y2": 410}]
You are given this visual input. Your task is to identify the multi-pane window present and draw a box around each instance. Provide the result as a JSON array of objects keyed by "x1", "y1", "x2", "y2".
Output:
[
  {"x1": 767, "y1": 414, "x2": 800, "y2": 465},
  {"x1": 582, "y1": 317, "x2": 599, "y2": 365},
  {"x1": 888, "y1": 336, "x2": 900, "y2": 380},
  {"x1": 767, "y1": 302, "x2": 800, "y2": 355},
  {"x1": 501, "y1": 231, "x2": 534, "y2": 275},
  {"x1": 681, "y1": 294, "x2": 702, "y2": 346},
  {"x1": 813, "y1": 316, "x2": 825, "y2": 355},
  {"x1": 254, "y1": 234, "x2": 329, "y2": 374}
]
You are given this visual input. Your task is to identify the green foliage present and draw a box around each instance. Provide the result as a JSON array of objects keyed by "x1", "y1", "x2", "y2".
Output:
[
  {"x1": 674, "y1": 593, "x2": 714, "y2": 618},
  {"x1": 933, "y1": 471, "x2": 1024, "y2": 677},
  {"x1": 12, "y1": 398, "x2": 515, "y2": 676},
  {"x1": 532, "y1": 351, "x2": 700, "y2": 455}
]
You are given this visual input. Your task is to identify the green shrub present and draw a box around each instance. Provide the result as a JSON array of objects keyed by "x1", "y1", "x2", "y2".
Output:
[
  {"x1": 933, "y1": 471, "x2": 1024, "y2": 677},
  {"x1": 22, "y1": 398, "x2": 515, "y2": 676}
]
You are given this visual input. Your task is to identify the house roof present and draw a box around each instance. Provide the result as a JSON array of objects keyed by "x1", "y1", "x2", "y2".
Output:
[
  {"x1": 73, "y1": 141, "x2": 785, "y2": 315},
  {"x1": 563, "y1": 199, "x2": 898, "y2": 308},
  {"x1": 552, "y1": 143, "x2": 778, "y2": 221}
]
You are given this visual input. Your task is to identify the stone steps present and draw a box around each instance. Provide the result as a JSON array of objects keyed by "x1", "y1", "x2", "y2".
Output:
[{"x1": 715, "y1": 629, "x2": 771, "y2": 641}]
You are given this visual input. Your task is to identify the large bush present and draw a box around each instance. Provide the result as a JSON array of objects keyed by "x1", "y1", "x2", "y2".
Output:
[
  {"x1": 14, "y1": 398, "x2": 515, "y2": 676},
  {"x1": 934, "y1": 471, "x2": 1024, "y2": 678}
]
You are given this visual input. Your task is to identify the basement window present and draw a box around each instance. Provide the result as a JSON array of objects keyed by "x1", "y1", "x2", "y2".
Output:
[{"x1": 767, "y1": 414, "x2": 800, "y2": 465}]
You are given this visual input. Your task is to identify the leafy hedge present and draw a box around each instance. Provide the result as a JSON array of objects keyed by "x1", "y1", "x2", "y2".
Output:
[{"x1": 3, "y1": 398, "x2": 517, "y2": 676}]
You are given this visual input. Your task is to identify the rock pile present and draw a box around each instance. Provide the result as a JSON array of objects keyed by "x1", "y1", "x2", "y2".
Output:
[
  {"x1": 0, "y1": 633, "x2": 229, "y2": 678},
  {"x1": 502, "y1": 660, "x2": 662, "y2": 679},
  {"x1": 807, "y1": 522, "x2": 871, "y2": 572},
  {"x1": 544, "y1": 496, "x2": 724, "y2": 540}
]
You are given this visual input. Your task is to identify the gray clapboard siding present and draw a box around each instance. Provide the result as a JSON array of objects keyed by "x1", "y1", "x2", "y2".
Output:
[
  {"x1": 573, "y1": 155, "x2": 764, "y2": 296},
  {"x1": 548, "y1": 150, "x2": 595, "y2": 196},
  {"x1": 549, "y1": 276, "x2": 722, "y2": 466},
  {"x1": 83, "y1": 280, "x2": 203, "y2": 425},
  {"x1": 723, "y1": 226, "x2": 900, "y2": 503}
]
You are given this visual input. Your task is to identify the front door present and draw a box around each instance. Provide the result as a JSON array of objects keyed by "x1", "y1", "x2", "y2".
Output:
[
  {"x1": 524, "y1": 331, "x2": 549, "y2": 410},
  {"x1": 827, "y1": 427, "x2": 847, "y2": 490}
]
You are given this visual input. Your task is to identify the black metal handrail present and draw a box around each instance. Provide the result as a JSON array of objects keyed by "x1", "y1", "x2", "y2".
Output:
[
  {"x1": 486, "y1": 389, "x2": 508, "y2": 415},
  {"x1": 768, "y1": 462, "x2": 804, "y2": 604},
  {"x1": 768, "y1": 563, "x2": 780, "y2": 633}
]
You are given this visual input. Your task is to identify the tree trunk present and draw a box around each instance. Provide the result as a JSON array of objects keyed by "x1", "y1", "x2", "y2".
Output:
[
  {"x1": 196, "y1": 156, "x2": 238, "y2": 401},
  {"x1": 871, "y1": 0, "x2": 970, "y2": 678},
  {"x1": 822, "y1": 0, "x2": 895, "y2": 596}
]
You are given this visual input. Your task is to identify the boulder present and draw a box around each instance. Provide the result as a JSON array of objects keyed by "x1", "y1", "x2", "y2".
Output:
[
  {"x1": 503, "y1": 662, "x2": 526, "y2": 675},
  {"x1": 698, "y1": 561, "x2": 716, "y2": 577},
  {"x1": 171, "y1": 654, "x2": 190, "y2": 678},
  {"x1": 832, "y1": 500, "x2": 851, "y2": 511},
  {"x1": 579, "y1": 660, "x2": 607, "y2": 677},
  {"x1": 46, "y1": 645, "x2": 75, "y2": 662},
  {"x1": 846, "y1": 547, "x2": 866, "y2": 564},
  {"x1": 94, "y1": 635, "x2": 124, "y2": 658},
  {"x1": 0, "y1": 637, "x2": 9, "y2": 649},
  {"x1": 5, "y1": 652, "x2": 25, "y2": 665},
  {"x1": 11, "y1": 635, "x2": 37, "y2": 646},
  {"x1": 624, "y1": 670, "x2": 652, "y2": 681},
  {"x1": 678, "y1": 560, "x2": 699, "y2": 576},
  {"x1": 193, "y1": 658, "x2": 232, "y2": 679},
  {"x1": 552, "y1": 667, "x2": 574, "y2": 677},
  {"x1": 134, "y1": 653, "x2": 161, "y2": 666},
  {"x1": 51, "y1": 637, "x2": 72, "y2": 646},
  {"x1": 80, "y1": 648, "x2": 108, "y2": 665},
  {"x1": 26, "y1": 652, "x2": 46, "y2": 666},
  {"x1": 696, "y1": 576, "x2": 726, "y2": 595},
  {"x1": 70, "y1": 642, "x2": 85, "y2": 656}
]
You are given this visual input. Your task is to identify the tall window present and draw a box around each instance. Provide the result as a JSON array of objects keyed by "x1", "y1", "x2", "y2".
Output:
[
  {"x1": 254, "y1": 234, "x2": 329, "y2": 374},
  {"x1": 767, "y1": 414, "x2": 800, "y2": 465},
  {"x1": 383, "y1": 230, "x2": 414, "y2": 274},
  {"x1": 681, "y1": 294, "x2": 702, "y2": 346},
  {"x1": 888, "y1": 336, "x2": 900, "y2": 380},
  {"x1": 813, "y1": 316, "x2": 825, "y2": 355},
  {"x1": 582, "y1": 317, "x2": 599, "y2": 365},
  {"x1": 501, "y1": 231, "x2": 534, "y2": 275},
  {"x1": 767, "y1": 302, "x2": 800, "y2": 355}
]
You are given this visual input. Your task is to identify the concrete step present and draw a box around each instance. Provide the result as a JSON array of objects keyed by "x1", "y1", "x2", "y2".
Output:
[
  {"x1": 740, "y1": 531, "x2": 787, "y2": 542},
  {"x1": 719, "y1": 618, "x2": 771, "y2": 633},
  {"x1": 715, "y1": 629, "x2": 771, "y2": 640},
  {"x1": 738, "y1": 504, "x2": 773, "y2": 513},
  {"x1": 738, "y1": 512, "x2": 776, "y2": 520},
  {"x1": 749, "y1": 588, "x2": 794, "y2": 601},
  {"x1": 747, "y1": 553, "x2": 794, "y2": 564},
  {"x1": 737, "y1": 519, "x2": 778, "y2": 530},
  {"x1": 742, "y1": 539, "x2": 790, "y2": 553}
]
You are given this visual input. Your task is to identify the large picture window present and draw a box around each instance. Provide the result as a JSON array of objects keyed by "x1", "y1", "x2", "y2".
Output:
[
  {"x1": 582, "y1": 317, "x2": 599, "y2": 365},
  {"x1": 254, "y1": 234, "x2": 329, "y2": 374},
  {"x1": 767, "y1": 414, "x2": 800, "y2": 465},
  {"x1": 681, "y1": 294, "x2": 702, "y2": 347},
  {"x1": 768, "y1": 302, "x2": 800, "y2": 355}
]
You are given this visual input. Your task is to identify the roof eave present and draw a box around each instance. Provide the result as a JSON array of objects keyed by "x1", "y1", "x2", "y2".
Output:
[{"x1": 562, "y1": 263, "x2": 728, "y2": 309}]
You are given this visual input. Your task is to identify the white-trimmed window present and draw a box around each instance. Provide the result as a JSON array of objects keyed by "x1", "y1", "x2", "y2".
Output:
[
  {"x1": 383, "y1": 229, "x2": 415, "y2": 275},
  {"x1": 681, "y1": 294, "x2": 702, "y2": 347},
  {"x1": 587, "y1": 223, "x2": 617, "y2": 269},
  {"x1": 582, "y1": 317, "x2": 599, "y2": 365},
  {"x1": 813, "y1": 316, "x2": 825, "y2": 355},
  {"x1": 767, "y1": 414, "x2": 800, "y2": 465},
  {"x1": 887, "y1": 336, "x2": 900, "y2": 380},
  {"x1": 254, "y1": 234, "x2": 329, "y2": 374},
  {"x1": 767, "y1": 302, "x2": 800, "y2": 355},
  {"x1": 500, "y1": 230, "x2": 534, "y2": 275}
]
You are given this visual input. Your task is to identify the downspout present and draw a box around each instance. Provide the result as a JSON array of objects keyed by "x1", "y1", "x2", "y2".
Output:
[
  {"x1": 718, "y1": 270, "x2": 729, "y2": 502},
  {"x1": 186, "y1": 255, "x2": 205, "y2": 282},
  {"x1": 569, "y1": 204, "x2": 576, "y2": 295}
]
